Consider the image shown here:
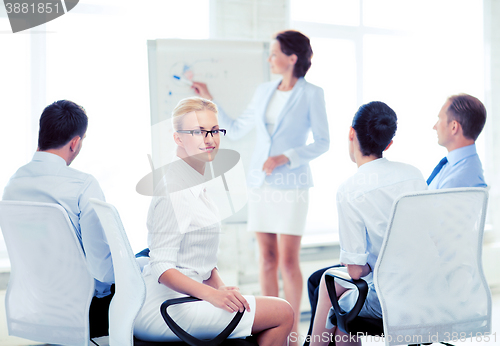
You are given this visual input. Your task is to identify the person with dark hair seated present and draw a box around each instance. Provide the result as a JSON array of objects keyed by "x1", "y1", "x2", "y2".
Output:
[
  {"x1": 427, "y1": 93, "x2": 487, "y2": 189},
  {"x1": 2, "y1": 100, "x2": 115, "y2": 338},
  {"x1": 306, "y1": 102, "x2": 427, "y2": 346},
  {"x1": 305, "y1": 94, "x2": 488, "y2": 346}
]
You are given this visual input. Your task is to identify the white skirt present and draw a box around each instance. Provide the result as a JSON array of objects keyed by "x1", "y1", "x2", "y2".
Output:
[
  {"x1": 247, "y1": 185, "x2": 309, "y2": 236},
  {"x1": 134, "y1": 272, "x2": 256, "y2": 342}
]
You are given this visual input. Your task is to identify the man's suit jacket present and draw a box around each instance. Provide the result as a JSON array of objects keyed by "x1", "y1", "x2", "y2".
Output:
[{"x1": 217, "y1": 77, "x2": 330, "y2": 189}]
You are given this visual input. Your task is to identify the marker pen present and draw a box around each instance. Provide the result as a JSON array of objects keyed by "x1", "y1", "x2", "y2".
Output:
[{"x1": 173, "y1": 75, "x2": 194, "y2": 86}]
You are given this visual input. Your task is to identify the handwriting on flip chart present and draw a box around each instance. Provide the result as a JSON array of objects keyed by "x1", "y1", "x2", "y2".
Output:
[{"x1": 147, "y1": 39, "x2": 270, "y2": 222}]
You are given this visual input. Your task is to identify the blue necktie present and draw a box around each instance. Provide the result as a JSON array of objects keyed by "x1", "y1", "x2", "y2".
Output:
[{"x1": 427, "y1": 157, "x2": 448, "y2": 185}]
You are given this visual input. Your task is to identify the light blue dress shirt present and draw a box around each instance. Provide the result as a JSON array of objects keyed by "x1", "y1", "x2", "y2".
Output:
[
  {"x1": 2, "y1": 151, "x2": 114, "y2": 297},
  {"x1": 428, "y1": 144, "x2": 486, "y2": 190}
]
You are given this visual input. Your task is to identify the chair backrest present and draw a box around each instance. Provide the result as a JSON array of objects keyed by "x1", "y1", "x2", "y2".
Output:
[
  {"x1": 374, "y1": 188, "x2": 491, "y2": 346},
  {"x1": 0, "y1": 201, "x2": 94, "y2": 346},
  {"x1": 89, "y1": 198, "x2": 146, "y2": 346}
]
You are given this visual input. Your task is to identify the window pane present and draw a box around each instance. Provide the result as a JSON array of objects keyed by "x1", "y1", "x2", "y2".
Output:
[
  {"x1": 363, "y1": 24, "x2": 484, "y2": 176},
  {"x1": 363, "y1": 0, "x2": 482, "y2": 32},
  {"x1": 363, "y1": 0, "x2": 426, "y2": 30},
  {"x1": 294, "y1": 0, "x2": 484, "y2": 242},
  {"x1": 43, "y1": 0, "x2": 210, "y2": 252},
  {"x1": 291, "y1": 0, "x2": 360, "y2": 27},
  {"x1": 0, "y1": 28, "x2": 31, "y2": 269}
]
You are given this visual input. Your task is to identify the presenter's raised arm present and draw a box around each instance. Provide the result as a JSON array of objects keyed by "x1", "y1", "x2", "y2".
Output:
[
  {"x1": 192, "y1": 82, "x2": 213, "y2": 100},
  {"x1": 192, "y1": 80, "x2": 257, "y2": 140}
]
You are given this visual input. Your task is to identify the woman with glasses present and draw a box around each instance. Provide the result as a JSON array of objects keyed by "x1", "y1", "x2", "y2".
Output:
[
  {"x1": 192, "y1": 30, "x2": 330, "y2": 342},
  {"x1": 134, "y1": 97, "x2": 294, "y2": 345}
]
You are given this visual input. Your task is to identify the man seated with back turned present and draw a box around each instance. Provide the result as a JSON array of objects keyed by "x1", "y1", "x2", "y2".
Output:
[
  {"x1": 427, "y1": 93, "x2": 487, "y2": 189},
  {"x1": 2, "y1": 100, "x2": 115, "y2": 338},
  {"x1": 304, "y1": 93, "x2": 487, "y2": 346}
]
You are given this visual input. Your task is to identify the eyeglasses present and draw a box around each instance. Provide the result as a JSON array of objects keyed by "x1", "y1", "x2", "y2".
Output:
[{"x1": 177, "y1": 129, "x2": 227, "y2": 138}]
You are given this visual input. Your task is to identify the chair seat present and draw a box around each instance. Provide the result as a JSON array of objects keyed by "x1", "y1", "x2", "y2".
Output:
[
  {"x1": 134, "y1": 336, "x2": 186, "y2": 346},
  {"x1": 329, "y1": 315, "x2": 383, "y2": 336},
  {"x1": 325, "y1": 189, "x2": 492, "y2": 346},
  {"x1": 134, "y1": 335, "x2": 258, "y2": 346},
  {"x1": 90, "y1": 201, "x2": 261, "y2": 346}
]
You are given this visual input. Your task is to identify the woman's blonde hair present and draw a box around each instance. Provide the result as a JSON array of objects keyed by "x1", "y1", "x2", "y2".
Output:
[{"x1": 171, "y1": 97, "x2": 218, "y2": 131}]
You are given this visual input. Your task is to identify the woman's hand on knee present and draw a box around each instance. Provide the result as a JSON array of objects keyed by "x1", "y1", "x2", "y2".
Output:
[
  {"x1": 206, "y1": 288, "x2": 251, "y2": 313},
  {"x1": 219, "y1": 285, "x2": 240, "y2": 292}
]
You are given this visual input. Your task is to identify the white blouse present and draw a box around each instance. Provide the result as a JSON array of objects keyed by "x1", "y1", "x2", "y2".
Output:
[
  {"x1": 265, "y1": 89, "x2": 293, "y2": 135},
  {"x1": 146, "y1": 158, "x2": 221, "y2": 283}
]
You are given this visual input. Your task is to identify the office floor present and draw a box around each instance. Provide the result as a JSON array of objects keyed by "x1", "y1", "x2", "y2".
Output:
[
  {"x1": 1, "y1": 240, "x2": 499, "y2": 346},
  {"x1": 302, "y1": 288, "x2": 500, "y2": 346},
  {"x1": 1, "y1": 288, "x2": 499, "y2": 346}
]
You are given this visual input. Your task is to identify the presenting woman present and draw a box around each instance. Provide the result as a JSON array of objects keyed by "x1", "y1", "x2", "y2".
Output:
[
  {"x1": 134, "y1": 97, "x2": 294, "y2": 346},
  {"x1": 192, "y1": 30, "x2": 330, "y2": 340}
]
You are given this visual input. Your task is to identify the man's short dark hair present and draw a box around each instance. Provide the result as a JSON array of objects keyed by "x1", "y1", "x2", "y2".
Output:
[
  {"x1": 38, "y1": 100, "x2": 88, "y2": 151},
  {"x1": 446, "y1": 94, "x2": 486, "y2": 141},
  {"x1": 352, "y1": 101, "x2": 398, "y2": 158}
]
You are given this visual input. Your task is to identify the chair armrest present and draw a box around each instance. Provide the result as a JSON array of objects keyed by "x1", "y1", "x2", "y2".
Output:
[
  {"x1": 324, "y1": 269, "x2": 369, "y2": 335},
  {"x1": 160, "y1": 296, "x2": 244, "y2": 346}
]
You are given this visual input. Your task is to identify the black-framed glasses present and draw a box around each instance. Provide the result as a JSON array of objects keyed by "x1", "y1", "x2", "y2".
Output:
[{"x1": 177, "y1": 129, "x2": 227, "y2": 138}]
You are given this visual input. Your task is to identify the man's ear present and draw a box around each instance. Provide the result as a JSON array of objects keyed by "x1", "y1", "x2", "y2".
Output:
[
  {"x1": 450, "y1": 120, "x2": 461, "y2": 136},
  {"x1": 384, "y1": 140, "x2": 394, "y2": 152},
  {"x1": 69, "y1": 135, "x2": 81, "y2": 152}
]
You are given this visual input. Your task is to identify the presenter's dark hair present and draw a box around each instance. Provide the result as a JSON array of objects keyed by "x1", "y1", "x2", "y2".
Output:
[
  {"x1": 38, "y1": 100, "x2": 88, "y2": 151},
  {"x1": 352, "y1": 101, "x2": 397, "y2": 158},
  {"x1": 274, "y1": 30, "x2": 313, "y2": 78},
  {"x1": 446, "y1": 93, "x2": 486, "y2": 141}
]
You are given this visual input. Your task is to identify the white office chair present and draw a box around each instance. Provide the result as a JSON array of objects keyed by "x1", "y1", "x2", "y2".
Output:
[
  {"x1": 90, "y1": 200, "x2": 252, "y2": 346},
  {"x1": 0, "y1": 201, "x2": 95, "y2": 346},
  {"x1": 326, "y1": 188, "x2": 492, "y2": 346},
  {"x1": 89, "y1": 198, "x2": 147, "y2": 346}
]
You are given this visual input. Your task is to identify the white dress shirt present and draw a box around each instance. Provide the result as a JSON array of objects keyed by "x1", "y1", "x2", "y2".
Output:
[
  {"x1": 135, "y1": 158, "x2": 257, "y2": 342},
  {"x1": 146, "y1": 158, "x2": 221, "y2": 283},
  {"x1": 2, "y1": 151, "x2": 114, "y2": 297},
  {"x1": 332, "y1": 158, "x2": 427, "y2": 319},
  {"x1": 337, "y1": 158, "x2": 428, "y2": 271}
]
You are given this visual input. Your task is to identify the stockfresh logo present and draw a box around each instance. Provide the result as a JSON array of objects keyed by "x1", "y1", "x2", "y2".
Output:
[{"x1": 4, "y1": 0, "x2": 79, "y2": 33}]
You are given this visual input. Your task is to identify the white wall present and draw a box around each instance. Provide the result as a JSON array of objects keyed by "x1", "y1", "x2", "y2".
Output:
[
  {"x1": 209, "y1": 0, "x2": 290, "y2": 287},
  {"x1": 210, "y1": 0, "x2": 289, "y2": 40},
  {"x1": 482, "y1": 0, "x2": 500, "y2": 286}
]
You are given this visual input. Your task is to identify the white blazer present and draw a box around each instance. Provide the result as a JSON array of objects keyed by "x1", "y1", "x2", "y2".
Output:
[{"x1": 217, "y1": 77, "x2": 330, "y2": 189}]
